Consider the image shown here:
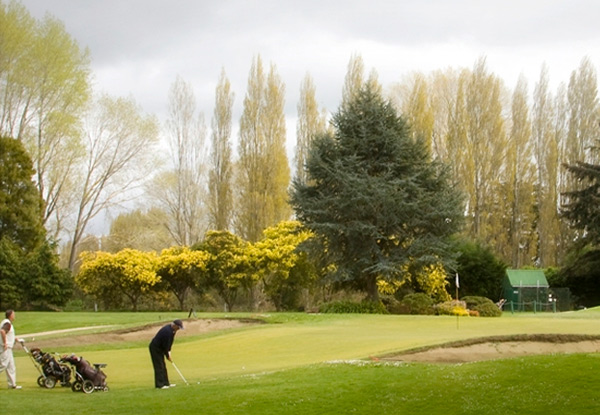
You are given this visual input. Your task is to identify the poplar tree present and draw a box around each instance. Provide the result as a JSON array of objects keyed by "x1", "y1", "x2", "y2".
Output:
[
  {"x1": 554, "y1": 83, "x2": 571, "y2": 261},
  {"x1": 295, "y1": 73, "x2": 327, "y2": 185},
  {"x1": 341, "y1": 54, "x2": 365, "y2": 108},
  {"x1": 566, "y1": 58, "x2": 599, "y2": 167},
  {"x1": 236, "y1": 56, "x2": 291, "y2": 242},
  {"x1": 464, "y1": 59, "x2": 508, "y2": 245},
  {"x1": 208, "y1": 69, "x2": 234, "y2": 230},
  {"x1": 403, "y1": 73, "x2": 435, "y2": 152},
  {"x1": 506, "y1": 76, "x2": 536, "y2": 267},
  {"x1": 532, "y1": 65, "x2": 561, "y2": 266},
  {"x1": 445, "y1": 69, "x2": 471, "y2": 204}
]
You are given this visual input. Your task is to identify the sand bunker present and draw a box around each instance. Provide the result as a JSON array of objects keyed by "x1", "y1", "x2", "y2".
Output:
[
  {"x1": 22, "y1": 318, "x2": 257, "y2": 351},
  {"x1": 382, "y1": 334, "x2": 600, "y2": 363}
]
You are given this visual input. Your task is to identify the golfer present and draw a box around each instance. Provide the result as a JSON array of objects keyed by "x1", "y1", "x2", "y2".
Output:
[
  {"x1": 149, "y1": 319, "x2": 184, "y2": 389},
  {"x1": 0, "y1": 310, "x2": 22, "y2": 389}
]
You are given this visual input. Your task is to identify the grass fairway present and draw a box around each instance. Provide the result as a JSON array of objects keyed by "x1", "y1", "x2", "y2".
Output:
[{"x1": 3, "y1": 311, "x2": 600, "y2": 414}]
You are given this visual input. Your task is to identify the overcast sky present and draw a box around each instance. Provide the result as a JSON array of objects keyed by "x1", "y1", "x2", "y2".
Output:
[
  {"x1": 16, "y1": 0, "x2": 600, "y2": 235},
  {"x1": 19, "y1": 0, "x2": 600, "y2": 128}
]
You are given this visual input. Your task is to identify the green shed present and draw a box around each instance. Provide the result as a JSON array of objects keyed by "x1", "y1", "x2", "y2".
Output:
[{"x1": 503, "y1": 269, "x2": 549, "y2": 309}]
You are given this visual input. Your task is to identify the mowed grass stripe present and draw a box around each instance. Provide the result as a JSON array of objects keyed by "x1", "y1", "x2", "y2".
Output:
[
  {"x1": 14, "y1": 312, "x2": 600, "y2": 390},
  {"x1": 7, "y1": 354, "x2": 600, "y2": 415}
]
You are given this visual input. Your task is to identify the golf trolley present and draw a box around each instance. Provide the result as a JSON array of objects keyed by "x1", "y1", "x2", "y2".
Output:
[
  {"x1": 22, "y1": 341, "x2": 72, "y2": 389},
  {"x1": 61, "y1": 354, "x2": 109, "y2": 393}
]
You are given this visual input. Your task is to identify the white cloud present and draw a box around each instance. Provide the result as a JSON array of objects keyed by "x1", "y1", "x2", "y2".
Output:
[{"x1": 19, "y1": 1, "x2": 600, "y2": 136}]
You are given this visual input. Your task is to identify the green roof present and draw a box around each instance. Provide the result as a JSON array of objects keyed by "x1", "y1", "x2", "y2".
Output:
[{"x1": 505, "y1": 269, "x2": 549, "y2": 287}]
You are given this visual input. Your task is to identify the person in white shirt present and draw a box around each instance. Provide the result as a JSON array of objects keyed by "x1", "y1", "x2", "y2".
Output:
[{"x1": 0, "y1": 310, "x2": 22, "y2": 389}]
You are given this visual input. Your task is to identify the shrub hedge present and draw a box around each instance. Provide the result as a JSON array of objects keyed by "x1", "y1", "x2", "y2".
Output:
[
  {"x1": 319, "y1": 300, "x2": 388, "y2": 314},
  {"x1": 462, "y1": 296, "x2": 502, "y2": 317},
  {"x1": 396, "y1": 293, "x2": 435, "y2": 315}
]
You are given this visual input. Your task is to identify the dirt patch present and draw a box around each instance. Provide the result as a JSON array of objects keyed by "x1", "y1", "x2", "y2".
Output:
[
  {"x1": 22, "y1": 318, "x2": 258, "y2": 352},
  {"x1": 381, "y1": 334, "x2": 600, "y2": 363}
]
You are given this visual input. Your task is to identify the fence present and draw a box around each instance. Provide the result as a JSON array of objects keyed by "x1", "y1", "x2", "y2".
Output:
[{"x1": 504, "y1": 300, "x2": 557, "y2": 313}]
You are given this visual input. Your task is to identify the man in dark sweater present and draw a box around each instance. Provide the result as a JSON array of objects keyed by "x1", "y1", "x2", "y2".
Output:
[{"x1": 149, "y1": 319, "x2": 184, "y2": 389}]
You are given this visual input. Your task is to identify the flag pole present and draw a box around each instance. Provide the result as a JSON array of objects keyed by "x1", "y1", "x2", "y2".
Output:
[
  {"x1": 455, "y1": 273, "x2": 459, "y2": 329},
  {"x1": 455, "y1": 273, "x2": 459, "y2": 301}
]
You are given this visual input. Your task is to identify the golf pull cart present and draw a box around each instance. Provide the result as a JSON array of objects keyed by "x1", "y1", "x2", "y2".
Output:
[
  {"x1": 22, "y1": 341, "x2": 72, "y2": 389},
  {"x1": 61, "y1": 354, "x2": 109, "y2": 393}
]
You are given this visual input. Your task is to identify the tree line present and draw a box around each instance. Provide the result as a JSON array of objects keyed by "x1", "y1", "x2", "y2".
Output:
[{"x1": 2, "y1": 0, "x2": 600, "y2": 310}]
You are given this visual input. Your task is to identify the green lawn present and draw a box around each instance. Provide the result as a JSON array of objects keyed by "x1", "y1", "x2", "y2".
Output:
[{"x1": 3, "y1": 310, "x2": 600, "y2": 414}]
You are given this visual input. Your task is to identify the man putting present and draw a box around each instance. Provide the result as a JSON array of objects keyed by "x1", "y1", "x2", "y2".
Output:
[{"x1": 149, "y1": 319, "x2": 184, "y2": 389}]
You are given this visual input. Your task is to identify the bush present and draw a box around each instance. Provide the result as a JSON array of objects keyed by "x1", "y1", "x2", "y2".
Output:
[
  {"x1": 462, "y1": 296, "x2": 502, "y2": 317},
  {"x1": 319, "y1": 300, "x2": 388, "y2": 314},
  {"x1": 473, "y1": 301, "x2": 502, "y2": 317},
  {"x1": 435, "y1": 300, "x2": 469, "y2": 316},
  {"x1": 397, "y1": 293, "x2": 435, "y2": 315},
  {"x1": 462, "y1": 296, "x2": 492, "y2": 309}
]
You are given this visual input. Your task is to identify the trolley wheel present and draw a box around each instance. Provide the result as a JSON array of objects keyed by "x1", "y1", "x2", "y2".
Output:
[
  {"x1": 44, "y1": 377, "x2": 57, "y2": 389},
  {"x1": 37, "y1": 375, "x2": 45, "y2": 387},
  {"x1": 103, "y1": 385, "x2": 109, "y2": 392},
  {"x1": 71, "y1": 381, "x2": 83, "y2": 392},
  {"x1": 82, "y1": 380, "x2": 95, "y2": 394}
]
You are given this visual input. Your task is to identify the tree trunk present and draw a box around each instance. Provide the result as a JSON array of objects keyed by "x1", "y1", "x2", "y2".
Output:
[{"x1": 365, "y1": 275, "x2": 379, "y2": 302}]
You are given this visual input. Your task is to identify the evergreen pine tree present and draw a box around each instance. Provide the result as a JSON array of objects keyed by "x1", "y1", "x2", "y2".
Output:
[{"x1": 291, "y1": 85, "x2": 464, "y2": 300}]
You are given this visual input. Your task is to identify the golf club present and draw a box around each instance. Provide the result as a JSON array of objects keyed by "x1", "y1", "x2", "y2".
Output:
[{"x1": 170, "y1": 361, "x2": 189, "y2": 386}]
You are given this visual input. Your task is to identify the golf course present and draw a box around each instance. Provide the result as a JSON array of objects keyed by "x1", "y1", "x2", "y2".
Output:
[{"x1": 3, "y1": 310, "x2": 600, "y2": 414}]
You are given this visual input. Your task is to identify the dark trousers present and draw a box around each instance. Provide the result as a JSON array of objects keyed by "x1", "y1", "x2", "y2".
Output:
[{"x1": 149, "y1": 344, "x2": 169, "y2": 388}]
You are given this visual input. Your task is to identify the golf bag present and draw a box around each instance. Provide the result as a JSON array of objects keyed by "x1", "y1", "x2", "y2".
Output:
[
  {"x1": 61, "y1": 354, "x2": 108, "y2": 393},
  {"x1": 30, "y1": 347, "x2": 72, "y2": 388}
]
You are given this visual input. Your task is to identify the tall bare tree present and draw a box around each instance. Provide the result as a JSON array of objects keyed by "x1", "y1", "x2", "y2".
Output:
[
  {"x1": 67, "y1": 94, "x2": 159, "y2": 270},
  {"x1": 152, "y1": 76, "x2": 208, "y2": 246},
  {"x1": 236, "y1": 55, "x2": 291, "y2": 242},
  {"x1": 103, "y1": 208, "x2": 172, "y2": 253},
  {"x1": 208, "y1": 69, "x2": 235, "y2": 231}
]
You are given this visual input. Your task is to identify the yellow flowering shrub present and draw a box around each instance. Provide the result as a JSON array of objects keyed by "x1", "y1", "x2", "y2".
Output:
[
  {"x1": 156, "y1": 246, "x2": 211, "y2": 309},
  {"x1": 376, "y1": 262, "x2": 451, "y2": 303},
  {"x1": 253, "y1": 221, "x2": 314, "y2": 310},
  {"x1": 77, "y1": 249, "x2": 159, "y2": 310}
]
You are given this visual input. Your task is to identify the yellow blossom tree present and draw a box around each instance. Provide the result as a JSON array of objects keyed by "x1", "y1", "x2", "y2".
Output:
[
  {"x1": 77, "y1": 249, "x2": 159, "y2": 311},
  {"x1": 195, "y1": 230, "x2": 254, "y2": 311},
  {"x1": 377, "y1": 262, "x2": 451, "y2": 303},
  {"x1": 253, "y1": 221, "x2": 315, "y2": 310},
  {"x1": 156, "y1": 246, "x2": 211, "y2": 311}
]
